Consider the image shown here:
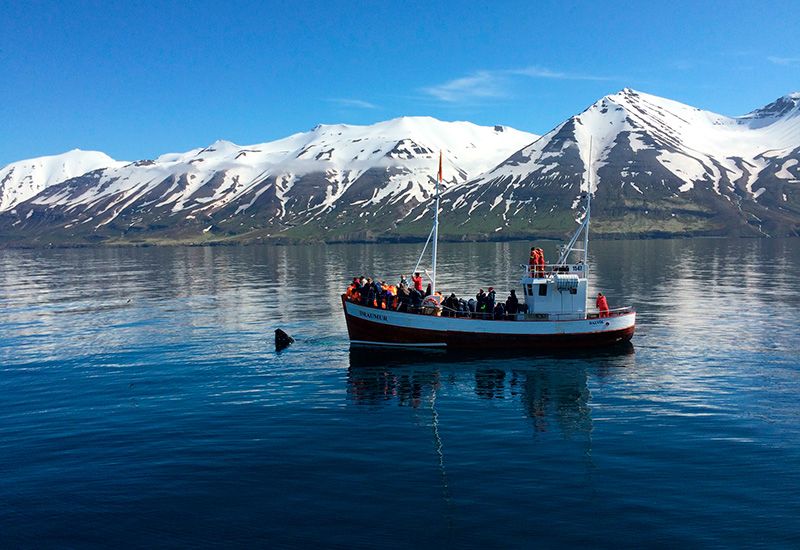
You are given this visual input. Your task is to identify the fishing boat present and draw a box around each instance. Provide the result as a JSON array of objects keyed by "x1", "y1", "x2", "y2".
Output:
[{"x1": 341, "y1": 149, "x2": 636, "y2": 350}]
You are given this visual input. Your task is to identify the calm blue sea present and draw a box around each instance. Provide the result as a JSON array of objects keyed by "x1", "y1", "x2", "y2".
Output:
[{"x1": 1, "y1": 238, "x2": 799, "y2": 548}]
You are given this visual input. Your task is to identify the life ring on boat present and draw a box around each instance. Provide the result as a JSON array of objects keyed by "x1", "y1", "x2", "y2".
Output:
[{"x1": 422, "y1": 295, "x2": 443, "y2": 315}]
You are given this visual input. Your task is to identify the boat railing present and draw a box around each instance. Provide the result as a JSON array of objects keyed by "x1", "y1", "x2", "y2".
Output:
[
  {"x1": 347, "y1": 295, "x2": 634, "y2": 321},
  {"x1": 519, "y1": 263, "x2": 587, "y2": 278},
  {"x1": 542, "y1": 306, "x2": 635, "y2": 321}
]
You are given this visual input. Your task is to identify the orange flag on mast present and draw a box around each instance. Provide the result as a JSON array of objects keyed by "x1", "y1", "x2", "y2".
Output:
[{"x1": 438, "y1": 151, "x2": 443, "y2": 182}]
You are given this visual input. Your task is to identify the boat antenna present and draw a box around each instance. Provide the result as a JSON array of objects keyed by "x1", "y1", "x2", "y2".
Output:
[
  {"x1": 556, "y1": 137, "x2": 594, "y2": 267},
  {"x1": 431, "y1": 151, "x2": 442, "y2": 295}
]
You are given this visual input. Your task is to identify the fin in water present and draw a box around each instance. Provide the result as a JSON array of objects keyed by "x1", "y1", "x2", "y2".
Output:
[{"x1": 275, "y1": 329, "x2": 295, "y2": 351}]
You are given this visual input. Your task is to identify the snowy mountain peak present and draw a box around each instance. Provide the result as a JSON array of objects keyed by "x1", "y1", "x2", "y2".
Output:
[
  {"x1": 455, "y1": 88, "x2": 800, "y2": 235},
  {"x1": 0, "y1": 117, "x2": 538, "y2": 243},
  {"x1": 0, "y1": 149, "x2": 123, "y2": 212},
  {"x1": 741, "y1": 93, "x2": 800, "y2": 123}
]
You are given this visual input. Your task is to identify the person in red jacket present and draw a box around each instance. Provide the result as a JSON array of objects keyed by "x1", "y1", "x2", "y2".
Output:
[
  {"x1": 529, "y1": 247, "x2": 538, "y2": 276},
  {"x1": 412, "y1": 272, "x2": 424, "y2": 292},
  {"x1": 596, "y1": 292, "x2": 609, "y2": 317}
]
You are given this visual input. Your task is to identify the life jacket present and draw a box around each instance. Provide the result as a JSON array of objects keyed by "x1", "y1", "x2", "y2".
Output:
[{"x1": 530, "y1": 249, "x2": 540, "y2": 274}]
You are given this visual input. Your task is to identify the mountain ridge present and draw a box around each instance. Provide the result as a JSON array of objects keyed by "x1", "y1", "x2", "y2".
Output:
[
  {"x1": 0, "y1": 149, "x2": 124, "y2": 213},
  {"x1": 424, "y1": 88, "x2": 800, "y2": 240},
  {"x1": 0, "y1": 117, "x2": 539, "y2": 245},
  {"x1": 1, "y1": 90, "x2": 799, "y2": 246}
]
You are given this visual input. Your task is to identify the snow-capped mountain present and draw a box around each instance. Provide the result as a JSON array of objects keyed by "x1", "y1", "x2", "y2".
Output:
[
  {"x1": 0, "y1": 117, "x2": 536, "y2": 243},
  {"x1": 434, "y1": 89, "x2": 800, "y2": 238},
  {"x1": 1, "y1": 91, "x2": 799, "y2": 246},
  {"x1": 0, "y1": 149, "x2": 122, "y2": 212}
]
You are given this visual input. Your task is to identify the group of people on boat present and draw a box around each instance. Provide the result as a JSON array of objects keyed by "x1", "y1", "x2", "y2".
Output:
[
  {"x1": 343, "y1": 238, "x2": 618, "y2": 321},
  {"x1": 344, "y1": 273, "x2": 437, "y2": 313},
  {"x1": 447, "y1": 287, "x2": 527, "y2": 319},
  {"x1": 345, "y1": 274, "x2": 529, "y2": 320}
]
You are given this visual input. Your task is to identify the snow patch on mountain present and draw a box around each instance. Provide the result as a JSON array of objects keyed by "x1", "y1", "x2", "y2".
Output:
[
  {"x1": 775, "y1": 159, "x2": 799, "y2": 180},
  {"x1": 0, "y1": 149, "x2": 123, "y2": 212}
]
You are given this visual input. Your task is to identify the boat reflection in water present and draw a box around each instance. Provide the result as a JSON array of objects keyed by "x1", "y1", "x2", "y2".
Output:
[
  {"x1": 346, "y1": 343, "x2": 635, "y2": 526},
  {"x1": 347, "y1": 343, "x2": 635, "y2": 434}
]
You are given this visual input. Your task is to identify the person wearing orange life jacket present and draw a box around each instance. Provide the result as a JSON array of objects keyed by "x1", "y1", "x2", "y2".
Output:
[
  {"x1": 380, "y1": 283, "x2": 395, "y2": 310},
  {"x1": 536, "y1": 247, "x2": 546, "y2": 276},
  {"x1": 378, "y1": 282, "x2": 390, "y2": 309},
  {"x1": 346, "y1": 277, "x2": 359, "y2": 301},
  {"x1": 529, "y1": 247, "x2": 538, "y2": 276},
  {"x1": 596, "y1": 292, "x2": 610, "y2": 317}
]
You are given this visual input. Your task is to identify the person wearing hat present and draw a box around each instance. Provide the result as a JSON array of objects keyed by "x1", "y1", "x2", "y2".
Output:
[
  {"x1": 476, "y1": 288, "x2": 487, "y2": 316},
  {"x1": 487, "y1": 287, "x2": 496, "y2": 315}
]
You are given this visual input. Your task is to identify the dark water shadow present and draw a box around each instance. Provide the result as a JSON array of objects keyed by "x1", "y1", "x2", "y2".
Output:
[{"x1": 347, "y1": 341, "x2": 634, "y2": 369}]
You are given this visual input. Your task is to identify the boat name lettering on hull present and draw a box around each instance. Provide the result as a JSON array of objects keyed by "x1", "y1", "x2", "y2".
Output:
[{"x1": 359, "y1": 310, "x2": 388, "y2": 322}]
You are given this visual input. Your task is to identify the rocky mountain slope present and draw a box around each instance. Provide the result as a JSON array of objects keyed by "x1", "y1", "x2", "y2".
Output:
[
  {"x1": 428, "y1": 89, "x2": 800, "y2": 239},
  {"x1": 1, "y1": 90, "x2": 799, "y2": 246},
  {"x1": 0, "y1": 117, "x2": 536, "y2": 244}
]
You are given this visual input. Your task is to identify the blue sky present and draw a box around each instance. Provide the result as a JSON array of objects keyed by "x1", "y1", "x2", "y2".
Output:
[{"x1": 1, "y1": 0, "x2": 798, "y2": 165}]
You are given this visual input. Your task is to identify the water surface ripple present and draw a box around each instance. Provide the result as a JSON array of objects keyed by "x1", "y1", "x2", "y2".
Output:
[{"x1": 1, "y1": 239, "x2": 799, "y2": 547}]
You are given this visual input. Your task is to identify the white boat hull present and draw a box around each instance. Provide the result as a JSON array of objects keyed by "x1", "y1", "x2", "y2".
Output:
[{"x1": 342, "y1": 296, "x2": 635, "y2": 349}]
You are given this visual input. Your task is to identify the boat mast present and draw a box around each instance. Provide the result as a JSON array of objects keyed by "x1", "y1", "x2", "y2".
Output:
[
  {"x1": 431, "y1": 151, "x2": 442, "y2": 295},
  {"x1": 584, "y1": 138, "x2": 592, "y2": 269}
]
